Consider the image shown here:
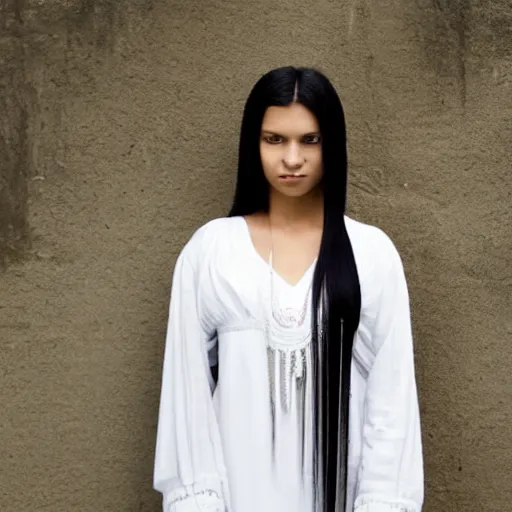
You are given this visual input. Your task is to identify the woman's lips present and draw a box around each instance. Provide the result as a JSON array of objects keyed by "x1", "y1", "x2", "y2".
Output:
[{"x1": 278, "y1": 174, "x2": 306, "y2": 182}]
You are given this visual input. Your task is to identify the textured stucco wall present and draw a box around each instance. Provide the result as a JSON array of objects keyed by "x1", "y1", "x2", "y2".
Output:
[{"x1": 1, "y1": 1, "x2": 510, "y2": 510}]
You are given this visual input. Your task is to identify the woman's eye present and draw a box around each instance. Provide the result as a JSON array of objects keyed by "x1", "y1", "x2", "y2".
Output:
[
  {"x1": 264, "y1": 135, "x2": 282, "y2": 144},
  {"x1": 303, "y1": 134, "x2": 321, "y2": 144}
]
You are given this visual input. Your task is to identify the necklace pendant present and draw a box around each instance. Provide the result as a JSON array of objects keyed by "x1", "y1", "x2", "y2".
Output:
[{"x1": 282, "y1": 307, "x2": 297, "y2": 324}]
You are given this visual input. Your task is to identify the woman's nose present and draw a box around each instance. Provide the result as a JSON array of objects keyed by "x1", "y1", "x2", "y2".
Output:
[{"x1": 283, "y1": 142, "x2": 304, "y2": 169}]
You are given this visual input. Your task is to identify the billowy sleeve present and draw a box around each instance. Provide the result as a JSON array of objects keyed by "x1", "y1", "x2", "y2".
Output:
[
  {"x1": 354, "y1": 238, "x2": 424, "y2": 512},
  {"x1": 154, "y1": 249, "x2": 229, "y2": 512}
]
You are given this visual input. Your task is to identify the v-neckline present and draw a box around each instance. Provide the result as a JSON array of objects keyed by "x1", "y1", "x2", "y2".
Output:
[{"x1": 239, "y1": 216, "x2": 317, "y2": 289}]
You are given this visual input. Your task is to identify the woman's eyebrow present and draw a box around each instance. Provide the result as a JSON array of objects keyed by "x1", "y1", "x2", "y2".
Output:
[{"x1": 260, "y1": 130, "x2": 320, "y2": 136}]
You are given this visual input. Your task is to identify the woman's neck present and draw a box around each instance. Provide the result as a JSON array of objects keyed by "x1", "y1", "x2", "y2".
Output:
[{"x1": 268, "y1": 187, "x2": 324, "y2": 232}]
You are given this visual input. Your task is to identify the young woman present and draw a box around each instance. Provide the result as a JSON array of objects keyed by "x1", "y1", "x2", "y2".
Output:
[{"x1": 153, "y1": 67, "x2": 424, "y2": 512}]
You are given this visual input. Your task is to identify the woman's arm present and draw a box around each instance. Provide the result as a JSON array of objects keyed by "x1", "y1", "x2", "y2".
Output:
[
  {"x1": 354, "y1": 237, "x2": 424, "y2": 512},
  {"x1": 154, "y1": 248, "x2": 228, "y2": 512}
]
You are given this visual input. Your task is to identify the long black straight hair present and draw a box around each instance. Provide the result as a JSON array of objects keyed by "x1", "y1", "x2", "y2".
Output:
[{"x1": 228, "y1": 67, "x2": 361, "y2": 511}]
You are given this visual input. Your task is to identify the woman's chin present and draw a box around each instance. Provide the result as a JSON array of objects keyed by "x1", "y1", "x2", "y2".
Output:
[{"x1": 271, "y1": 181, "x2": 322, "y2": 199}]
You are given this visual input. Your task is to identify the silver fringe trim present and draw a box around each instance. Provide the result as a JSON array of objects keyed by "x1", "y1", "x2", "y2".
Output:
[{"x1": 266, "y1": 344, "x2": 310, "y2": 468}]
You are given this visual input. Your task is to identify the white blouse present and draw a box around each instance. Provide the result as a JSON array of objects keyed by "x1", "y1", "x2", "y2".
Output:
[{"x1": 153, "y1": 215, "x2": 424, "y2": 512}]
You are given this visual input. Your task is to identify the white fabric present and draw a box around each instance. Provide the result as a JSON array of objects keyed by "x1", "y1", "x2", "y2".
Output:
[{"x1": 154, "y1": 216, "x2": 424, "y2": 512}]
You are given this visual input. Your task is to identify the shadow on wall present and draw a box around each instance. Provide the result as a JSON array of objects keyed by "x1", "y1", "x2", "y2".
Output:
[{"x1": 0, "y1": 0, "x2": 154, "y2": 268}]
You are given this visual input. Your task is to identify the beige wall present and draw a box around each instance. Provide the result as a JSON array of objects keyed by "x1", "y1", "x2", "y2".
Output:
[{"x1": 1, "y1": 1, "x2": 511, "y2": 510}]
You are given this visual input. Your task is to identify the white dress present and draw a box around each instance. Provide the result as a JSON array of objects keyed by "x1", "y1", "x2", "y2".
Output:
[{"x1": 153, "y1": 216, "x2": 424, "y2": 512}]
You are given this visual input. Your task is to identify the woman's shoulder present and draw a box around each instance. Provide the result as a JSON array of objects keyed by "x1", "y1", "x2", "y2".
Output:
[
  {"x1": 191, "y1": 216, "x2": 240, "y2": 240},
  {"x1": 344, "y1": 215, "x2": 403, "y2": 278},
  {"x1": 345, "y1": 215, "x2": 397, "y2": 251},
  {"x1": 179, "y1": 216, "x2": 242, "y2": 263}
]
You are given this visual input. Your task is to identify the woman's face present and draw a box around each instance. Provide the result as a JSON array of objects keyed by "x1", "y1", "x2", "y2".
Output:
[{"x1": 259, "y1": 103, "x2": 323, "y2": 199}]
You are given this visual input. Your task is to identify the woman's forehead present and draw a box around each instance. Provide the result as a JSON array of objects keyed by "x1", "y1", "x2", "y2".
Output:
[{"x1": 261, "y1": 104, "x2": 320, "y2": 133}]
